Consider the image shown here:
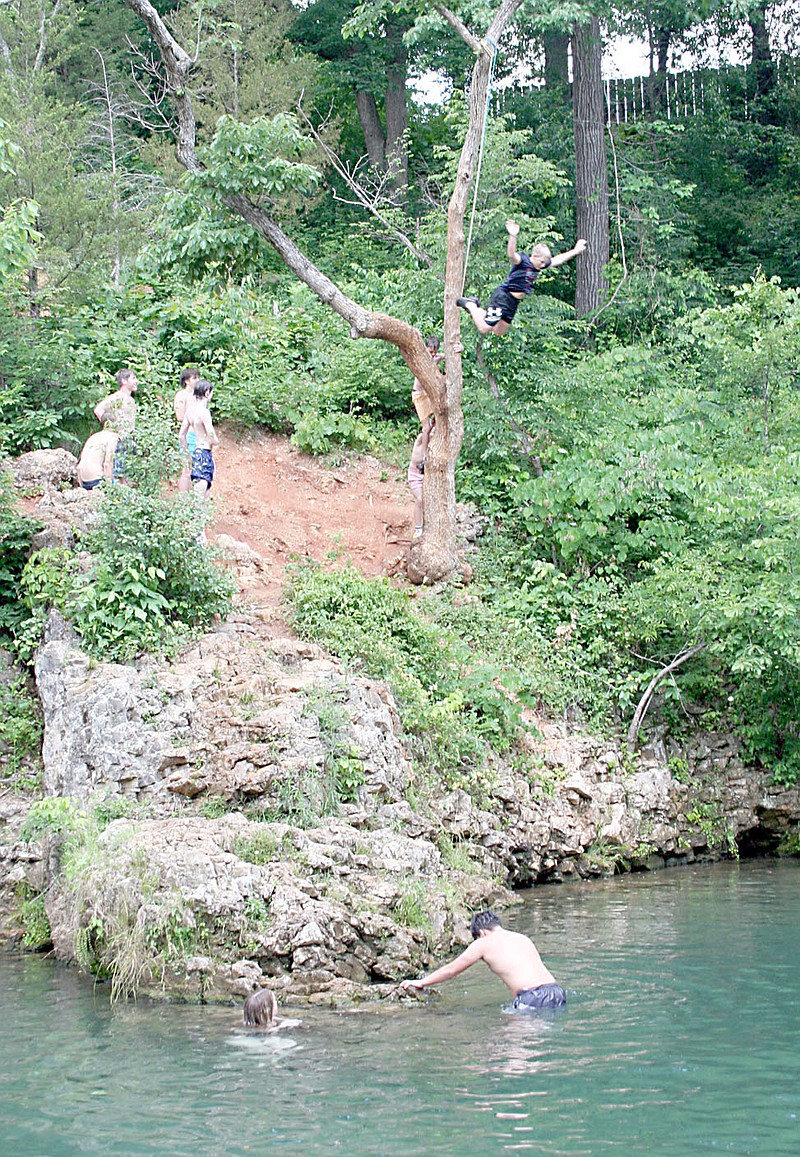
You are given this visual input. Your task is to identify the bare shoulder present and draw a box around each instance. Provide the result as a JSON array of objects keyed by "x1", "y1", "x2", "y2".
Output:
[{"x1": 274, "y1": 1016, "x2": 302, "y2": 1031}]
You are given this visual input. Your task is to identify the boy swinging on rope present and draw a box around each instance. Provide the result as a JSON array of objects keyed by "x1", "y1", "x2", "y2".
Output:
[{"x1": 457, "y1": 220, "x2": 587, "y2": 336}]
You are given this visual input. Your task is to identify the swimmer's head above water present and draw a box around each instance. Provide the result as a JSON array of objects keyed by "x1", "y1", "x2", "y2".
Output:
[{"x1": 243, "y1": 988, "x2": 278, "y2": 1027}]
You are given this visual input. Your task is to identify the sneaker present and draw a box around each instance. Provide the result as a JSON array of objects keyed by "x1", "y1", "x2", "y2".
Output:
[{"x1": 456, "y1": 296, "x2": 480, "y2": 309}]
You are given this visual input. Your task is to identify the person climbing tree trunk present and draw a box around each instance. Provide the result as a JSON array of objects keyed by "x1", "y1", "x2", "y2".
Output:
[
  {"x1": 571, "y1": 15, "x2": 609, "y2": 319},
  {"x1": 121, "y1": 0, "x2": 525, "y2": 583}
]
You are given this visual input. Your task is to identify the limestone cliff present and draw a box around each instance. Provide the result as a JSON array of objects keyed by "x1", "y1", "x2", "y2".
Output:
[{"x1": 3, "y1": 602, "x2": 799, "y2": 1006}]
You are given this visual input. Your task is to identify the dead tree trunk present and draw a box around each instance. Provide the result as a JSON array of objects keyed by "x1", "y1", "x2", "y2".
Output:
[{"x1": 123, "y1": 0, "x2": 524, "y2": 583}]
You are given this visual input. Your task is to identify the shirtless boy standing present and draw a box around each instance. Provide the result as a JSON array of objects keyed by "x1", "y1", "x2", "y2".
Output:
[
  {"x1": 76, "y1": 429, "x2": 119, "y2": 489},
  {"x1": 401, "y1": 910, "x2": 566, "y2": 1010},
  {"x1": 174, "y1": 366, "x2": 201, "y2": 492},
  {"x1": 179, "y1": 379, "x2": 218, "y2": 497}
]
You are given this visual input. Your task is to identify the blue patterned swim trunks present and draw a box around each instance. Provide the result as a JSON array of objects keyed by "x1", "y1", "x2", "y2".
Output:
[{"x1": 191, "y1": 447, "x2": 215, "y2": 488}]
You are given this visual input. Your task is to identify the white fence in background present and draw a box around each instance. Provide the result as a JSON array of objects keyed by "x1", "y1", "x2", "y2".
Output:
[{"x1": 492, "y1": 56, "x2": 800, "y2": 123}]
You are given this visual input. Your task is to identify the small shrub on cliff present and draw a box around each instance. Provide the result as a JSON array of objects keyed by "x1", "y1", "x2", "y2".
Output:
[
  {"x1": 392, "y1": 878, "x2": 433, "y2": 939},
  {"x1": 303, "y1": 684, "x2": 365, "y2": 805},
  {"x1": 17, "y1": 889, "x2": 51, "y2": 950},
  {"x1": 19, "y1": 487, "x2": 235, "y2": 661},
  {"x1": 287, "y1": 563, "x2": 525, "y2": 786},
  {"x1": 0, "y1": 472, "x2": 40, "y2": 640},
  {"x1": 21, "y1": 797, "x2": 88, "y2": 844},
  {"x1": 0, "y1": 674, "x2": 43, "y2": 787},
  {"x1": 233, "y1": 828, "x2": 281, "y2": 865}
]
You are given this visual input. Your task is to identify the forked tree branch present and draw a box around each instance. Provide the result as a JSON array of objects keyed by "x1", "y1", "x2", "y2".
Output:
[
  {"x1": 122, "y1": 0, "x2": 524, "y2": 581},
  {"x1": 626, "y1": 644, "x2": 707, "y2": 754}
]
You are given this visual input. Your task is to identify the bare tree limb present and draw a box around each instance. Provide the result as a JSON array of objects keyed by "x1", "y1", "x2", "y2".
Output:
[
  {"x1": 125, "y1": 41, "x2": 175, "y2": 135},
  {"x1": 33, "y1": 0, "x2": 62, "y2": 73},
  {"x1": 298, "y1": 100, "x2": 434, "y2": 269},
  {"x1": 435, "y1": 5, "x2": 482, "y2": 53},
  {"x1": 626, "y1": 644, "x2": 707, "y2": 754},
  {"x1": 124, "y1": 0, "x2": 198, "y2": 169}
]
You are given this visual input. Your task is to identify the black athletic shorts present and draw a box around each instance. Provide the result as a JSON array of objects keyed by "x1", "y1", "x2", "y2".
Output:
[
  {"x1": 513, "y1": 983, "x2": 567, "y2": 1010},
  {"x1": 485, "y1": 286, "x2": 521, "y2": 327}
]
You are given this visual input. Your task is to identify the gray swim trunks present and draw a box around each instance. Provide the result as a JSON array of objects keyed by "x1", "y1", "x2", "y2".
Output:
[{"x1": 512, "y1": 983, "x2": 567, "y2": 1010}]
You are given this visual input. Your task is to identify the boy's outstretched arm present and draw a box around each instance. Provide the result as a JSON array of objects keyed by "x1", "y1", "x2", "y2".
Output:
[
  {"x1": 506, "y1": 219, "x2": 521, "y2": 265},
  {"x1": 401, "y1": 939, "x2": 485, "y2": 990},
  {"x1": 549, "y1": 238, "x2": 587, "y2": 268}
]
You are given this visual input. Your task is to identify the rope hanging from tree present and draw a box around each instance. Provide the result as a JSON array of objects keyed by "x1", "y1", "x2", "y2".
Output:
[{"x1": 462, "y1": 37, "x2": 499, "y2": 293}]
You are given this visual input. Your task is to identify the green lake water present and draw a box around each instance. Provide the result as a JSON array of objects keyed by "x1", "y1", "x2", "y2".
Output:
[{"x1": 1, "y1": 859, "x2": 798, "y2": 1156}]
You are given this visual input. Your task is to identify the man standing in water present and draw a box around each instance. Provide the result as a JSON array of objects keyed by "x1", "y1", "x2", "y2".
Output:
[{"x1": 401, "y1": 910, "x2": 566, "y2": 1010}]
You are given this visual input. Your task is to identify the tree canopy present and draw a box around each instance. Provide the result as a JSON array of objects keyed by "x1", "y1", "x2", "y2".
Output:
[{"x1": 0, "y1": 0, "x2": 799, "y2": 778}]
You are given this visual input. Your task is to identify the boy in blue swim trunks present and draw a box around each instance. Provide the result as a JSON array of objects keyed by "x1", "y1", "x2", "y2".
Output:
[
  {"x1": 174, "y1": 366, "x2": 201, "y2": 492},
  {"x1": 401, "y1": 910, "x2": 566, "y2": 1009},
  {"x1": 457, "y1": 220, "x2": 587, "y2": 336},
  {"x1": 179, "y1": 379, "x2": 218, "y2": 499}
]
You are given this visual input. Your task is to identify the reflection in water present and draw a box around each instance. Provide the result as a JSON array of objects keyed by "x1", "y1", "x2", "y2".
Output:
[
  {"x1": 477, "y1": 1009, "x2": 562, "y2": 1076},
  {"x1": 224, "y1": 1031, "x2": 301, "y2": 1055},
  {"x1": 1, "y1": 861, "x2": 799, "y2": 1156}
]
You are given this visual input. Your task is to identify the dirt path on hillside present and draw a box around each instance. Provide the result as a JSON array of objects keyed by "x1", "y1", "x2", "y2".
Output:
[{"x1": 208, "y1": 428, "x2": 413, "y2": 631}]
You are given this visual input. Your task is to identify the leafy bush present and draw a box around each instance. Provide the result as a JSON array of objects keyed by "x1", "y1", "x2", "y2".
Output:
[
  {"x1": 20, "y1": 487, "x2": 235, "y2": 662},
  {"x1": 119, "y1": 400, "x2": 184, "y2": 497},
  {"x1": 0, "y1": 674, "x2": 42, "y2": 786},
  {"x1": 0, "y1": 294, "x2": 98, "y2": 454},
  {"x1": 18, "y1": 890, "x2": 51, "y2": 950},
  {"x1": 287, "y1": 563, "x2": 526, "y2": 786},
  {"x1": 0, "y1": 472, "x2": 40, "y2": 638},
  {"x1": 291, "y1": 409, "x2": 372, "y2": 455},
  {"x1": 21, "y1": 797, "x2": 88, "y2": 843}
]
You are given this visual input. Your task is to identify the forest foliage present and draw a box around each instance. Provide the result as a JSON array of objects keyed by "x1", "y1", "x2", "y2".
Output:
[{"x1": 1, "y1": 0, "x2": 799, "y2": 780}]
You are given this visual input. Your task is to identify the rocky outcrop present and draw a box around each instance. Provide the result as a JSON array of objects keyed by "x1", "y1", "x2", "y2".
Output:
[
  {"x1": 43, "y1": 812, "x2": 506, "y2": 1004},
  {"x1": 11, "y1": 448, "x2": 77, "y2": 495},
  {"x1": 5, "y1": 605, "x2": 800, "y2": 1005}
]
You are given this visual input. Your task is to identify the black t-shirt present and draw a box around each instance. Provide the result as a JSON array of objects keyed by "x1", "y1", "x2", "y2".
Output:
[{"x1": 499, "y1": 253, "x2": 540, "y2": 296}]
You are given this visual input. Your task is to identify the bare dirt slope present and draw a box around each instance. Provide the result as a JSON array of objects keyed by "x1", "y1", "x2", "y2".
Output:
[{"x1": 208, "y1": 428, "x2": 413, "y2": 628}]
